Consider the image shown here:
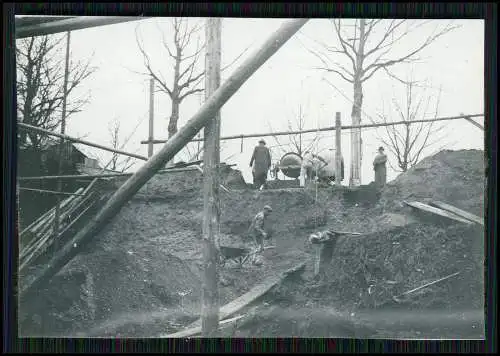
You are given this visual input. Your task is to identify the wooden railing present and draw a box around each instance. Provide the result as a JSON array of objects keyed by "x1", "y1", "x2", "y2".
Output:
[{"x1": 19, "y1": 178, "x2": 108, "y2": 273}]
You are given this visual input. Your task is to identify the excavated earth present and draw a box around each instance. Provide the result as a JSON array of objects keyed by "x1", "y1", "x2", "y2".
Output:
[{"x1": 18, "y1": 150, "x2": 486, "y2": 339}]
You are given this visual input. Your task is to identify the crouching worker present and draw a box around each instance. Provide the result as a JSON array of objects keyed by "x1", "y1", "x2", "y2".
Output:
[
  {"x1": 309, "y1": 230, "x2": 341, "y2": 279},
  {"x1": 247, "y1": 205, "x2": 273, "y2": 265}
]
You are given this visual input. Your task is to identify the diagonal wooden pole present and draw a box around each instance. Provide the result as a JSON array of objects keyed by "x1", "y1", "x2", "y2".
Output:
[{"x1": 19, "y1": 18, "x2": 309, "y2": 297}]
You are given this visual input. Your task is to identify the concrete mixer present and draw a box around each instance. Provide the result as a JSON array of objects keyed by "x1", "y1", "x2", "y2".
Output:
[{"x1": 275, "y1": 151, "x2": 345, "y2": 182}]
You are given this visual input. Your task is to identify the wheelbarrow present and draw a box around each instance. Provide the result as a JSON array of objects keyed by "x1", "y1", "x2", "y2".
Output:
[{"x1": 218, "y1": 245, "x2": 252, "y2": 267}]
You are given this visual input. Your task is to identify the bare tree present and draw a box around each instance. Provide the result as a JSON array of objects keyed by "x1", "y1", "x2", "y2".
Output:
[
  {"x1": 301, "y1": 19, "x2": 459, "y2": 182},
  {"x1": 16, "y1": 35, "x2": 96, "y2": 149},
  {"x1": 135, "y1": 18, "x2": 251, "y2": 142},
  {"x1": 268, "y1": 103, "x2": 322, "y2": 157},
  {"x1": 135, "y1": 18, "x2": 205, "y2": 140},
  {"x1": 377, "y1": 78, "x2": 445, "y2": 172},
  {"x1": 107, "y1": 119, "x2": 136, "y2": 172}
]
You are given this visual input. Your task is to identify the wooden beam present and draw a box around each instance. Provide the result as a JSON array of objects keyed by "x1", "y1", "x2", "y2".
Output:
[
  {"x1": 430, "y1": 201, "x2": 484, "y2": 226},
  {"x1": 148, "y1": 77, "x2": 155, "y2": 158},
  {"x1": 18, "y1": 18, "x2": 309, "y2": 297},
  {"x1": 18, "y1": 123, "x2": 148, "y2": 161},
  {"x1": 403, "y1": 201, "x2": 474, "y2": 225},
  {"x1": 141, "y1": 114, "x2": 485, "y2": 145},
  {"x1": 19, "y1": 187, "x2": 86, "y2": 196},
  {"x1": 163, "y1": 262, "x2": 306, "y2": 338},
  {"x1": 18, "y1": 166, "x2": 200, "y2": 181},
  {"x1": 16, "y1": 16, "x2": 146, "y2": 39}
]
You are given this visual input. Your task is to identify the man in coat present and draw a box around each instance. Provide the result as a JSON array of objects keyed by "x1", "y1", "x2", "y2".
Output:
[
  {"x1": 250, "y1": 139, "x2": 272, "y2": 190},
  {"x1": 373, "y1": 146, "x2": 387, "y2": 189}
]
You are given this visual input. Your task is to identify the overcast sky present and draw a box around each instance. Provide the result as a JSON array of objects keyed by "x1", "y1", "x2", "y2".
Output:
[{"x1": 23, "y1": 18, "x2": 484, "y2": 184}]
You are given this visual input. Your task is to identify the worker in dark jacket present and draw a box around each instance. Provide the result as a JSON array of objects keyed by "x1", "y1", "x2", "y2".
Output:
[
  {"x1": 250, "y1": 139, "x2": 272, "y2": 190},
  {"x1": 373, "y1": 146, "x2": 387, "y2": 189}
]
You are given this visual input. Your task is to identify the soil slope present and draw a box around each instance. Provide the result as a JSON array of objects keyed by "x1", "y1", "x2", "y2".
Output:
[{"x1": 18, "y1": 149, "x2": 485, "y2": 338}]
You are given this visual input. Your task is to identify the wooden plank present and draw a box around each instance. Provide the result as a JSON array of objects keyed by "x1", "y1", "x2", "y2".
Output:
[
  {"x1": 163, "y1": 262, "x2": 306, "y2": 338},
  {"x1": 430, "y1": 201, "x2": 484, "y2": 226},
  {"x1": 403, "y1": 201, "x2": 473, "y2": 225}
]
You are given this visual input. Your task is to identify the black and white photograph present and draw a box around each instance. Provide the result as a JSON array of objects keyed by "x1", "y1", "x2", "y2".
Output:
[{"x1": 15, "y1": 15, "x2": 485, "y2": 340}]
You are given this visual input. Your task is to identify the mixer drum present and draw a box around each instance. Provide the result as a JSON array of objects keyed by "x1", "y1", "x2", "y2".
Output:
[{"x1": 278, "y1": 152, "x2": 302, "y2": 179}]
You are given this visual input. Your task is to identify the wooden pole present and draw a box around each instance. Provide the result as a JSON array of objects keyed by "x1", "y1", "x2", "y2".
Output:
[
  {"x1": 201, "y1": 17, "x2": 222, "y2": 336},
  {"x1": 148, "y1": 77, "x2": 155, "y2": 158},
  {"x1": 141, "y1": 113, "x2": 485, "y2": 145},
  {"x1": 53, "y1": 31, "x2": 71, "y2": 238},
  {"x1": 335, "y1": 112, "x2": 342, "y2": 186},
  {"x1": 19, "y1": 187, "x2": 86, "y2": 196},
  {"x1": 19, "y1": 19, "x2": 308, "y2": 297},
  {"x1": 18, "y1": 167, "x2": 201, "y2": 181},
  {"x1": 18, "y1": 123, "x2": 148, "y2": 161},
  {"x1": 16, "y1": 16, "x2": 145, "y2": 39}
]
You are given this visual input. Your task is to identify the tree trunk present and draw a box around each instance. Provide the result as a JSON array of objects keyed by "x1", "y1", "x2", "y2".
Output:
[
  {"x1": 349, "y1": 20, "x2": 366, "y2": 187},
  {"x1": 167, "y1": 53, "x2": 182, "y2": 166},
  {"x1": 168, "y1": 100, "x2": 180, "y2": 138}
]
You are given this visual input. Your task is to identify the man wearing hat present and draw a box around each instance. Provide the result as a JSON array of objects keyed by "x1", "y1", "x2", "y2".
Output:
[
  {"x1": 373, "y1": 146, "x2": 388, "y2": 189},
  {"x1": 250, "y1": 139, "x2": 272, "y2": 190},
  {"x1": 247, "y1": 205, "x2": 273, "y2": 262}
]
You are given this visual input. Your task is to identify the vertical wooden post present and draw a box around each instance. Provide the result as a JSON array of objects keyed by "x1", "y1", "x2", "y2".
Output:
[
  {"x1": 201, "y1": 17, "x2": 222, "y2": 337},
  {"x1": 53, "y1": 31, "x2": 71, "y2": 238},
  {"x1": 148, "y1": 77, "x2": 155, "y2": 158},
  {"x1": 335, "y1": 112, "x2": 342, "y2": 186}
]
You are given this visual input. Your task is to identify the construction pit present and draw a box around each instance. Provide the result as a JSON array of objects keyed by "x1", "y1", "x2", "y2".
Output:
[{"x1": 18, "y1": 149, "x2": 485, "y2": 339}]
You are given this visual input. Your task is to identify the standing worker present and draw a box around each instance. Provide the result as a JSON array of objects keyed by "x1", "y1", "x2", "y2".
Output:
[
  {"x1": 373, "y1": 146, "x2": 387, "y2": 189},
  {"x1": 250, "y1": 139, "x2": 272, "y2": 190},
  {"x1": 247, "y1": 205, "x2": 273, "y2": 265}
]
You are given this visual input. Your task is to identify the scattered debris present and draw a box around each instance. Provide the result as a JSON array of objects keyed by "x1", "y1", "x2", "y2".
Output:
[{"x1": 392, "y1": 272, "x2": 461, "y2": 303}]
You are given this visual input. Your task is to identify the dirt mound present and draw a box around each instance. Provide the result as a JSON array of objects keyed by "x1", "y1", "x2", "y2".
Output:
[
  {"x1": 303, "y1": 222, "x2": 482, "y2": 310},
  {"x1": 19, "y1": 150, "x2": 485, "y2": 338},
  {"x1": 379, "y1": 149, "x2": 485, "y2": 216},
  {"x1": 19, "y1": 244, "x2": 202, "y2": 337}
]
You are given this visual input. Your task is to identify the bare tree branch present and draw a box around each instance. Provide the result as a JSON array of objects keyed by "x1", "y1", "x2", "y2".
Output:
[
  {"x1": 16, "y1": 34, "x2": 96, "y2": 149},
  {"x1": 303, "y1": 20, "x2": 459, "y2": 171},
  {"x1": 377, "y1": 78, "x2": 446, "y2": 172}
]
